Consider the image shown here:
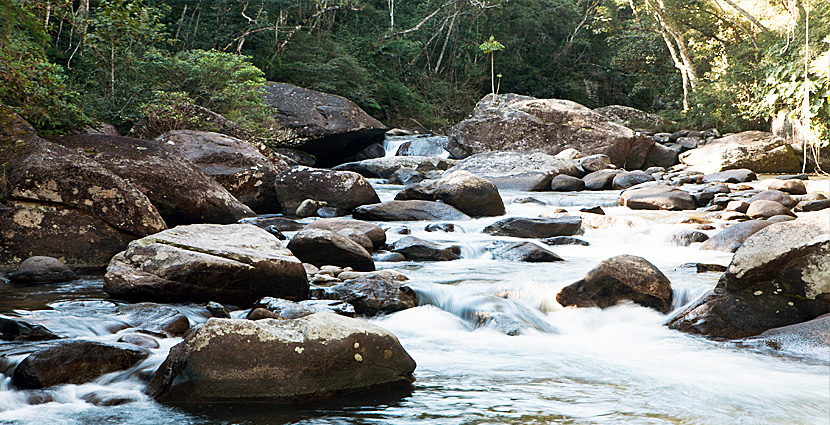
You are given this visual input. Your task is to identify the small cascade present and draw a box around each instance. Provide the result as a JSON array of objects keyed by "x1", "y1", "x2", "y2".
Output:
[{"x1": 381, "y1": 134, "x2": 451, "y2": 158}]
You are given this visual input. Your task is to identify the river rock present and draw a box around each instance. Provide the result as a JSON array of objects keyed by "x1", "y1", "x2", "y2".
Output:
[
  {"x1": 578, "y1": 154, "x2": 614, "y2": 173},
  {"x1": 442, "y1": 151, "x2": 581, "y2": 191},
  {"x1": 582, "y1": 169, "x2": 621, "y2": 190},
  {"x1": 104, "y1": 224, "x2": 308, "y2": 306},
  {"x1": 287, "y1": 228, "x2": 375, "y2": 272},
  {"x1": 556, "y1": 255, "x2": 673, "y2": 313},
  {"x1": 389, "y1": 236, "x2": 460, "y2": 261},
  {"x1": 296, "y1": 199, "x2": 326, "y2": 218},
  {"x1": 593, "y1": 105, "x2": 676, "y2": 132},
  {"x1": 701, "y1": 169, "x2": 757, "y2": 183},
  {"x1": 262, "y1": 83, "x2": 387, "y2": 167},
  {"x1": 796, "y1": 199, "x2": 830, "y2": 212},
  {"x1": 747, "y1": 190, "x2": 796, "y2": 208},
  {"x1": 7, "y1": 256, "x2": 77, "y2": 284},
  {"x1": 115, "y1": 303, "x2": 190, "y2": 335},
  {"x1": 333, "y1": 156, "x2": 455, "y2": 179},
  {"x1": 725, "y1": 201, "x2": 750, "y2": 213},
  {"x1": 680, "y1": 131, "x2": 800, "y2": 174},
  {"x1": 337, "y1": 229, "x2": 374, "y2": 252},
  {"x1": 147, "y1": 314, "x2": 415, "y2": 403},
  {"x1": 483, "y1": 216, "x2": 582, "y2": 238},
  {"x1": 643, "y1": 143, "x2": 680, "y2": 169},
  {"x1": 486, "y1": 241, "x2": 563, "y2": 262},
  {"x1": 0, "y1": 317, "x2": 60, "y2": 341},
  {"x1": 669, "y1": 230, "x2": 709, "y2": 246},
  {"x1": 0, "y1": 107, "x2": 167, "y2": 270},
  {"x1": 54, "y1": 134, "x2": 255, "y2": 226},
  {"x1": 767, "y1": 179, "x2": 807, "y2": 195},
  {"x1": 245, "y1": 217, "x2": 304, "y2": 232},
  {"x1": 306, "y1": 218, "x2": 386, "y2": 250},
  {"x1": 447, "y1": 94, "x2": 654, "y2": 169},
  {"x1": 620, "y1": 185, "x2": 696, "y2": 210},
  {"x1": 746, "y1": 200, "x2": 795, "y2": 219},
  {"x1": 549, "y1": 175, "x2": 585, "y2": 191},
  {"x1": 390, "y1": 169, "x2": 425, "y2": 186},
  {"x1": 425, "y1": 223, "x2": 455, "y2": 233},
  {"x1": 312, "y1": 275, "x2": 417, "y2": 316},
  {"x1": 394, "y1": 170, "x2": 505, "y2": 217},
  {"x1": 13, "y1": 340, "x2": 149, "y2": 389},
  {"x1": 249, "y1": 297, "x2": 355, "y2": 319},
  {"x1": 699, "y1": 220, "x2": 773, "y2": 252},
  {"x1": 353, "y1": 201, "x2": 471, "y2": 221},
  {"x1": 155, "y1": 130, "x2": 286, "y2": 214},
  {"x1": 668, "y1": 212, "x2": 830, "y2": 339},
  {"x1": 747, "y1": 314, "x2": 830, "y2": 360},
  {"x1": 540, "y1": 236, "x2": 590, "y2": 246},
  {"x1": 273, "y1": 167, "x2": 380, "y2": 214},
  {"x1": 395, "y1": 136, "x2": 451, "y2": 157},
  {"x1": 612, "y1": 171, "x2": 656, "y2": 189}
]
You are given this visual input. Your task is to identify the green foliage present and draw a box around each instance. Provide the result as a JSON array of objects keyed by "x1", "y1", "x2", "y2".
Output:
[{"x1": 479, "y1": 35, "x2": 505, "y2": 54}]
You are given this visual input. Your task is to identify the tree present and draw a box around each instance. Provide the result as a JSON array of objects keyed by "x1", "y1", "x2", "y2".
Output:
[{"x1": 479, "y1": 35, "x2": 505, "y2": 96}]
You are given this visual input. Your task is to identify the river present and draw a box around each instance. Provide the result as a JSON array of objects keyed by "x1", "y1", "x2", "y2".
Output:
[{"x1": 0, "y1": 174, "x2": 827, "y2": 424}]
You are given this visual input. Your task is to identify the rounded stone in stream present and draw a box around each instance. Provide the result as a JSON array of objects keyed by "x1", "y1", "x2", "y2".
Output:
[
  {"x1": 249, "y1": 297, "x2": 355, "y2": 319},
  {"x1": 549, "y1": 175, "x2": 585, "y2": 192},
  {"x1": 353, "y1": 200, "x2": 471, "y2": 221},
  {"x1": 699, "y1": 220, "x2": 773, "y2": 252},
  {"x1": 206, "y1": 302, "x2": 231, "y2": 318},
  {"x1": 485, "y1": 241, "x2": 563, "y2": 262},
  {"x1": 394, "y1": 170, "x2": 505, "y2": 217},
  {"x1": 556, "y1": 255, "x2": 673, "y2": 314},
  {"x1": 620, "y1": 185, "x2": 696, "y2": 210},
  {"x1": 540, "y1": 236, "x2": 590, "y2": 246},
  {"x1": 766, "y1": 179, "x2": 807, "y2": 195},
  {"x1": 425, "y1": 223, "x2": 456, "y2": 232},
  {"x1": 306, "y1": 218, "x2": 386, "y2": 249},
  {"x1": 389, "y1": 236, "x2": 460, "y2": 261},
  {"x1": 746, "y1": 200, "x2": 795, "y2": 219},
  {"x1": 668, "y1": 230, "x2": 709, "y2": 247},
  {"x1": 795, "y1": 199, "x2": 830, "y2": 212},
  {"x1": 7, "y1": 256, "x2": 77, "y2": 284},
  {"x1": 287, "y1": 228, "x2": 375, "y2": 272},
  {"x1": 747, "y1": 190, "x2": 796, "y2": 209},
  {"x1": 13, "y1": 340, "x2": 150, "y2": 389},
  {"x1": 147, "y1": 314, "x2": 416, "y2": 403},
  {"x1": 115, "y1": 303, "x2": 190, "y2": 334},
  {"x1": 0, "y1": 317, "x2": 60, "y2": 341},
  {"x1": 311, "y1": 275, "x2": 417, "y2": 316},
  {"x1": 482, "y1": 216, "x2": 582, "y2": 238}
]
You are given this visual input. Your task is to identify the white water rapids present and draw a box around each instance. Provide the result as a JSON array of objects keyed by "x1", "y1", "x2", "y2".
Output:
[{"x1": 0, "y1": 179, "x2": 827, "y2": 424}]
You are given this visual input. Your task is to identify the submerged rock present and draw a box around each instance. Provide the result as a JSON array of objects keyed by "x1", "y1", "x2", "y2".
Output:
[
  {"x1": 7, "y1": 257, "x2": 76, "y2": 284},
  {"x1": 483, "y1": 217, "x2": 582, "y2": 238},
  {"x1": 147, "y1": 314, "x2": 416, "y2": 403},
  {"x1": 485, "y1": 241, "x2": 563, "y2": 262}
]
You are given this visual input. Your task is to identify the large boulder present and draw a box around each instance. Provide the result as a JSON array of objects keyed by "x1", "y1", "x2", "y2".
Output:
[
  {"x1": 394, "y1": 170, "x2": 505, "y2": 217},
  {"x1": 482, "y1": 216, "x2": 582, "y2": 238},
  {"x1": 273, "y1": 167, "x2": 380, "y2": 214},
  {"x1": 287, "y1": 228, "x2": 375, "y2": 272},
  {"x1": 557, "y1": 255, "x2": 673, "y2": 313},
  {"x1": 104, "y1": 224, "x2": 309, "y2": 306},
  {"x1": 306, "y1": 218, "x2": 386, "y2": 249},
  {"x1": 389, "y1": 236, "x2": 460, "y2": 261},
  {"x1": 7, "y1": 256, "x2": 77, "y2": 284},
  {"x1": 262, "y1": 83, "x2": 387, "y2": 167},
  {"x1": 0, "y1": 107, "x2": 166, "y2": 270},
  {"x1": 747, "y1": 314, "x2": 830, "y2": 360},
  {"x1": 147, "y1": 314, "x2": 416, "y2": 403},
  {"x1": 353, "y1": 201, "x2": 471, "y2": 221},
  {"x1": 485, "y1": 241, "x2": 563, "y2": 262},
  {"x1": 333, "y1": 156, "x2": 456, "y2": 179},
  {"x1": 668, "y1": 212, "x2": 830, "y2": 339},
  {"x1": 54, "y1": 134, "x2": 254, "y2": 227},
  {"x1": 447, "y1": 94, "x2": 655, "y2": 169},
  {"x1": 12, "y1": 340, "x2": 149, "y2": 389},
  {"x1": 442, "y1": 151, "x2": 581, "y2": 191},
  {"x1": 680, "y1": 131, "x2": 801, "y2": 174},
  {"x1": 642, "y1": 143, "x2": 680, "y2": 169},
  {"x1": 155, "y1": 130, "x2": 287, "y2": 214},
  {"x1": 699, "y1": 220, "x2": 773, "y2": 252},
  {"x1": 593, "y1": 105, "x2": 677, "y2": 132},
  {"x1": 620, "y1": 185, "x2": 696, "y2": 210},
  {"x1": 312, "y1": 276, "x2": 417, "y2": 315}
]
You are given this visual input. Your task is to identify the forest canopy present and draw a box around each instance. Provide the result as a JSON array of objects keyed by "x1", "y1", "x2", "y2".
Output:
[{"x1": 0, "y1": 0, "x2": 827, "y2": 143}]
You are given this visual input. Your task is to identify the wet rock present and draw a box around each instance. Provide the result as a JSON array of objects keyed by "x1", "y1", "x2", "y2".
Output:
[
  {"x1": 395, "y1": 170, "x2": 505, "y2": 217},
  {"x1": 483, "y1": 216, "x2": 583, "y2": 238},
  {"x1": 373, "y1": 252, "x2": 407, "y2": 262},
  {"x1": 386, "y1": 226, "x2": 411, "y2": 235},
  {"x1": 572, "y1": 212, "x2": 636, "y2": 229},
  {"x1": 578, "y1": 154, "x2": 614, "y2": 173},
  {"x1": 725, "y1": 201, "x2": 750, "y2": 213},
  {"x1": 700, "y1": 169, "x2": 757, "y2": 184},
  {"x1": 549, "y1": 175, "x2": 585, "y2": 191},
  {"x1": 262, "y1": 83, "x2": 387, "y2": 167},
  {"x1": 155, "y1": 131, "x2": 286, "y2": 214},
  {"x1": 669, "y1": 230, "x2": 709, "y2": 246},
  {"x1": 54, "y1": 134, "x2": 254, "y2": 226},
  {"x1": 582, "y1": 169, "x2": 621, "y2": 190},
  {"x1": 115, "y1": 303, "x2": 190, "y2": 334},
  {"x1": 620, "y1": 185, "x2": 696, "y2": 210},
  {"x1": 249, "y1": 297, "x2": 355, "y2": 319},
  {"x1": 425, "y1": 223, "x2": 455, "y2": 232},
  {"x1": 0, "y1": 317, "x2": 60, "y2": 341},
  {"x1": 245, "y1": 217, "x2": 304, "y2": 232},
  {"x1": 312, "y1": 275, "x2": 417, "y2": 316},
  {"x1": 206, "y1": 302, "x2": 231, "y2": 319},
  {"x1": 337, "y1": 269, "x2": 408, "y2": 282},
  {"x1": 147, "y1": 314, "x2": 416, "y2": 403},
  {"x1": 395, "y1": 136, "x2": 451, "y2": 157},
  {"x1": 306, "y1": 218, "x2": 385, "y2": 250},
  {"x1": 767, "y1": 215, "x2": 796, "y2": 223},
  {"x1": 556, "y1": 255, "x2": 673, "y2": 313},
  {"x1": 7, "y1": 257, "x2": 76, "y2": 284},
  {"x1": 287, "y1": 228, "x2": 374, "y2": 272},
  {"x1": 294, "y1": 199, "x2": 324, "y2": 218},
  {"x1": 643, "y1": 143, "x2": 680, "y2": 169},
  {"x1": 444, "y1": 151, "x2": 581, "y2": 191},
  {"x1": 669, "y1": 212, "x2": 830, "y2": 339},
  {"x1": 271, "y1": 148, "x2": 316, "y2": 166},
  {"x1": 540, "y1": 236, "x2": 590, "y2": 246},
  {"x1": 333, "y1": 156, "x2": 455, "y2": 179},
  {"x1": 13, "y1": 340, "x2": 149, "y2": 389},
  {"x1": 0, "y1": 107, "x2": 167, "y2": 270},
  {"x1": 767, "y1": 179, "x2": 807, "y2": 195},
  {"x1": 512, "y1": 197, "x2": 547, "y2": 205},
  {"x1": 486, "y1": 241, "x2": 563, "y2": 262},
  {"x1": 676, "y1": 263, "x2": 727, "y2": 273},
  {"x1": 747, "y1": 314, "x2": 830, "y2": 360},
  {"x1": 612, "y1": 171, "x2": 655, "y2": 189},
  {"x1": 389, "y1": 169, "x2": 424, "y2": 186},
  {"x1": 680, "y1": 131, "x2": 800, "y2": 174},
  {"x1": 747, "y1": 190, "x2": 796, "y2": 209},
  {"x1": 699, "y1": 220, "x2": 773, "y2": 252},
  {"x1": 316, "y1": 206, "x2": 350, "y2": 218},
  {"x1": 354, "y1": 143, "x2": 385, "y2": 160},
  {"x1": 776, "y1": 173, "x2": 809, "y2": 181},
  {"x1": 118, "y1": 333, "x2": 160, "y2": 350},
  {"x1": 353, "y1": 200, "x2": 471, "y2": 221},
  {"x1": 389, "y1": 236, "x2": 460, "y2": 261},
  {"x1": 579, "y1": 206, "x2": 605, "y2": 215},
  {"x1": 104, "y1": 224, "x2": 308, "y2": 306},
  {"x1": 274, "y1": 168, "x2": 380, "y2": 214},
  {"x1": 335, "y1": 229, "x2": 373, "y2": 252},
  {"x1": 746, "y1": 200, "x2": 795, "y2": 219},
  {"x1": 795, "y1": 199, "x2": 830, "y2": 212}
]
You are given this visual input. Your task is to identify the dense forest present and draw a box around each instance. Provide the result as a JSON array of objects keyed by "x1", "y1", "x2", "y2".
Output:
[{"x1": 1, "y1": 0, "x2": 828, "y2": 143}]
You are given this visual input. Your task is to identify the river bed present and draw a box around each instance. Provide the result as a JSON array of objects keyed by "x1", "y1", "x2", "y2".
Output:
[{"x1": 0, "y1": 180, "x2": 827, "y2": 424}]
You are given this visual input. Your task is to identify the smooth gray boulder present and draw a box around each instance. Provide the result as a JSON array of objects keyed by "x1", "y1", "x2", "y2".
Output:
[
  {"x1": 389, "y1": 236, "x2": 460, "y2": 261},
  {"x1": 483, "y1": 216, "x2": 582, "y2": 238},
  {"x1": 7, "y1": 256, "x2": 77, "y2": 284},
  {"x1": 443, "y1": 151, "x2": 581, "y2": 191},
  {"x1": 333, "y1": 156, "x2": 456, "y2": 179},
  {"x1": 620, "y1": 185, "x2": 696, "y2": 210},
  {"x1": 306, "y1": 218, "x2": 386, "y2": 249},
  {"x1": 287, "y1": 228, "x2": 375, "y2": 272},
  {"x1": 746, "y1": 200, "x2": 795, "y2": 219},
  {"x1": 395, "y1": 170, "x2": 505, "y2": 217},
  {"x1": 485, "y1": 241, "x2": 563, "y2": 262},
  {"x1": 353, "y1": 201, "x2": 471, "y2": 221},
  {"x1": 699, "y1": 220, "x2": 773, "y2": 252},
  {"x1": 549, "y1": 175, "x2": 585, "y2": 191},
  {"x1": 274, "y1": 167, "x2": 380, "y2": 214}
]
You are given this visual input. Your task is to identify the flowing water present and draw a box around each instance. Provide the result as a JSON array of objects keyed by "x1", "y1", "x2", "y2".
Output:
[{"x1": 0, "y1": 180, "x2": 828, "y2": 424}]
